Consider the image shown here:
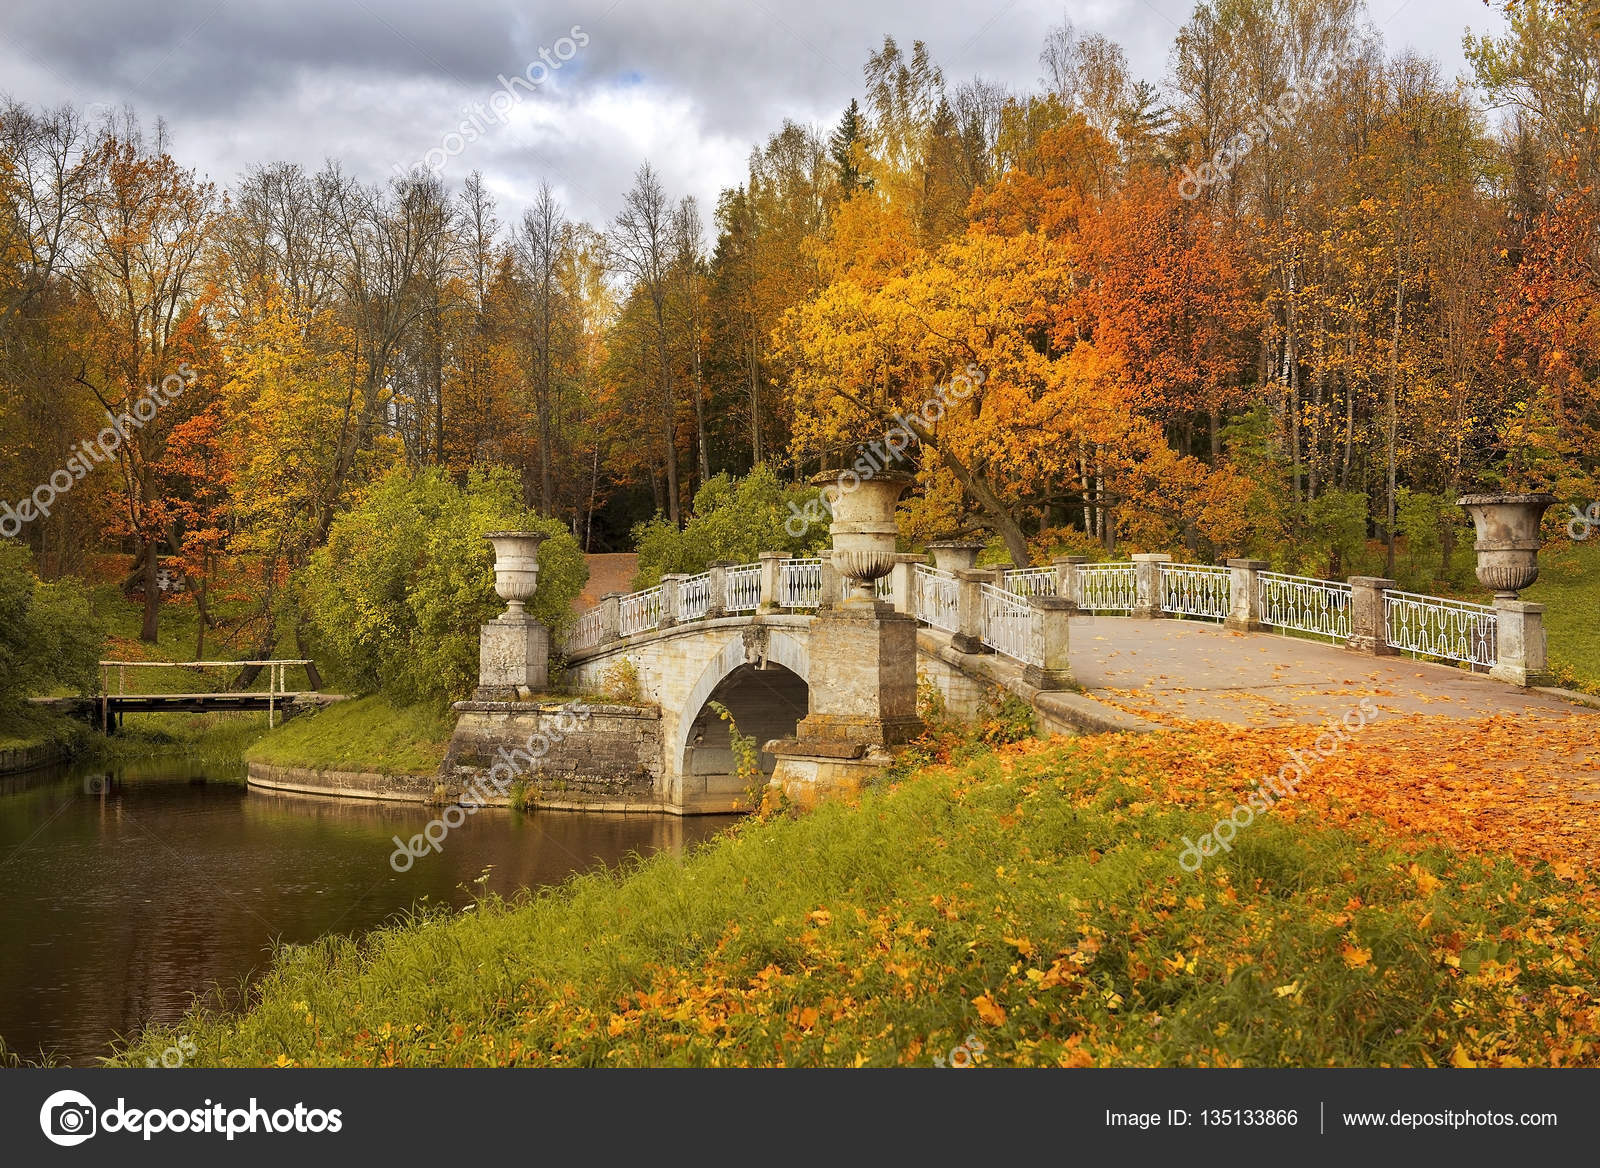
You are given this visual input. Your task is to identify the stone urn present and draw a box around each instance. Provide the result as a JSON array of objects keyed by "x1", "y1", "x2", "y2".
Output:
[
  {"x1": 484, "y1": 530, "x2": 548, "y2": 618},
  {"x1": 926, "y1": 539, "x2": 987, "y2": 574},
  {"x1": 1456, "y1": 494, "x2": 1557, "y2": 598},
  {"x1": 812, "y1": 468, "x2": 914, "y2": 603}
]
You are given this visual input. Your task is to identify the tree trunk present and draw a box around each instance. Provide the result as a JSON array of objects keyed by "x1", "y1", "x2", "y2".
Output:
[
  {"x1": 895, "y1": 410, "x2": 1028, "y2": 564},
  {"x1": 294, "y1": 616, "x2": 323, "y2": 691},
  {"x1": 193, "y1": 571, "x2": 209, "y2": 661},
  {"x1": 140, "y1": 537, "x2": 160, "y2": 643},
  {"x1": 1384, "y1": 264, "x2": 1404, "y2": 578},
  {"x1": 747, "y1": 326, "x2": 762, "y2": 466},
  {"x1": 656, "y1": 309, "x2": 680, "y2": 526},
  {"x1": 686, "y1": 273, "x2": 711, "y2": 486}
]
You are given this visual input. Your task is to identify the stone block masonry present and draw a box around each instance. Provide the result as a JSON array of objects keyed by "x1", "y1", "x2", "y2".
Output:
[{"x1": 442, "y1": 700, "x2": 665, "y2": 811}]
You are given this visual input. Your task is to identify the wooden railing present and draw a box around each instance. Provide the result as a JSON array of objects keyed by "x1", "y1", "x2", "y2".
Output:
[{"x1": 96, "y1": 659, "x2": 316, "y2": 727}]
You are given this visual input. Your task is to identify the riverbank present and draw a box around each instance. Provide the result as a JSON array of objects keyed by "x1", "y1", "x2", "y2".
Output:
[
  {"x1": 112, "y1": 709, "x2": 1600, "y2": 1068},
  {"x1": 0, "y1": 706, "x2": 82, "y2": 773},
  {"x1": 244, "y1": 695, "x2": 453, "y2": 776}
]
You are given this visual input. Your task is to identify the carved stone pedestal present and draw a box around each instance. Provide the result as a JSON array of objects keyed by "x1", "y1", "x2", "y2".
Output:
[{"x1": 476, "y1": 616, "x2": 550, "y2": 701}]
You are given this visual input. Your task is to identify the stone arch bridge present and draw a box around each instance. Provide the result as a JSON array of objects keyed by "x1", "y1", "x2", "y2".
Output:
[{"x1": 442, "y1": 551, "x2": 1571, "y2": 815}]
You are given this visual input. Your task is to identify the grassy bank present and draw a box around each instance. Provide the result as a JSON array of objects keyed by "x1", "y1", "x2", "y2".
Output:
[
  {"x1": 243, "y1": 695, "x2": 454, "y2": 776},
  {"x1": 0, "y1": 703, "x2": 86, "y2": 752},
  {"x1": 93, "y1": 711, "x2": 274, "y2": 765},
  {"x1": 113, "y1": 715, "x2": 1600, "y2": 1068},
  {"x1": 1525, "y1": 540, "x2": 1600, "y2": 692}
]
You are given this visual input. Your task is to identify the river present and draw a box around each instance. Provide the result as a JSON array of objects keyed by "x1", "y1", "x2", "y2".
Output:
[{"x1": 0, "y1": 756, "x2": 736, "y2": 1065}]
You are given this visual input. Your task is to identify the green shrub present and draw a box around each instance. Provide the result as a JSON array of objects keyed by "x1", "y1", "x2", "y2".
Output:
[
  {"x1": 631, "y1": 465, "x2": 827, "y2": 587},
  {"x1": 297, "y1": 467, "x2": 587, "y2": 705},
  {"x1": 1298, "y1": 489, "x2": 1371, "y2": 579},
  {"x1": 0, "y1": 540, "x2": 103, "y2": 721}
]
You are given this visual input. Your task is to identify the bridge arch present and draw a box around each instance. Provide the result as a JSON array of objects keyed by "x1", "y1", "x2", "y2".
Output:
[{"x1": 669, "y1": 628, "x2": 809, "y2": 810}]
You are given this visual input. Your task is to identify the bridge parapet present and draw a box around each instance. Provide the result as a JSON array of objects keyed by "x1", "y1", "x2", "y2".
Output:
[{"x1": 564, "y1": 554, "x2": 1548, "y2": 684}]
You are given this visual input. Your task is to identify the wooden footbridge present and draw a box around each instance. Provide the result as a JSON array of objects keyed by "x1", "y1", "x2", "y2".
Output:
[{"x1": 35, "y1": 659, "x2": 342, "y2": 733}]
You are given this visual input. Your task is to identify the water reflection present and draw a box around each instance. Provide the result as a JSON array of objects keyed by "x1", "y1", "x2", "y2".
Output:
[{"x1": 0, "y1": 758, "x2": 736, "y2": 1065}]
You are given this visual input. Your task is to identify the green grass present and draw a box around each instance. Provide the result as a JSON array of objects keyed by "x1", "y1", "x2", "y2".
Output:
[
  {"x1": 0, "y1": 704, "x2": 89, "y2": 754},
  {"x1": 110, "y1": 725, "x2": 1600, "y2": 1068},
  {"x1": 1524, "y1": 540, "x2": 1600, "y2": 692},
  {"x1": 243, "y1": 695, "x2": 454, "y2": 776},
  {"x1": 90, "y1": 711, "x2": 274, "y2": 765},
  {"x1": 88, "y1": 582, "x2": 317, "y2": 697}
]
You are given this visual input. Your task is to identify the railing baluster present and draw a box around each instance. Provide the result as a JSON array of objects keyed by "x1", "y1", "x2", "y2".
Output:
[
  {"x1": 1256, "y1": 572, "x2": 1353, "y2": 642},
  {"x1": 1383, "y1": 589, "x2": 1498, "y2": 669}
]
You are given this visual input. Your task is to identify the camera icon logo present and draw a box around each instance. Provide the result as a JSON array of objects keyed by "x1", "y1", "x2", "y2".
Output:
[{"x1": 39, "y1": 1089, "x2": 97, "y2": 1146}]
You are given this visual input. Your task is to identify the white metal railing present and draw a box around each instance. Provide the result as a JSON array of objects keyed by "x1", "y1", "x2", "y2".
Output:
[
  {"x1": 568, "y1": 605, "x2": 608, "y2": 651},
  {"x1": 915, "y1": 563, "x2": 959, "y2": 633},
  {"x1": 875, "y1": 575, "x2": 893, "y2": 601},
  {"x1": 1160, "y1": 563, "x2": 1230, "y2": 620},
  {"x1": 567, "y1": 552, "x2": 1512, "y2": 687},
  {"x1": 1077, "y1": 563, "x2": 1137, "y2": 612},
  {"x1": 780, "y1": 557, "x2": 824, "y2": 608},
  {"x1": 619, "y1": 586, "x2": 665, "y2": 636},
  {"x1": 678, "y1": 571, "x2": 712, "y2": 622},
  {"x1": 981, "y1": 583, "x2": 1039, "y2": 665},
  {"x1": 727, "y1": 563, "x2": 761, "y2": 613},
  {"x1": 1257, "y1": 571, "x2": 1351, "y2": 642},
  {"x1": 1005, "y1": 566, "x2": 1058, "y2": 598},
  {"x1": 1385, "y1": 590, "x2": 1498, "y2": 668}
]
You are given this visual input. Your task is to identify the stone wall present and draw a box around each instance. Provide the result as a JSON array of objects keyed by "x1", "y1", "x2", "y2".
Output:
[
  {"x1": 246, "y1": 762, "x2": 440, "y2": 802},
  {"x1": 442, "y1": 700, "x2": 667, "y2": 812},
  {"x1": 0, "y1": 736, "x2": 68, "y2": 774},
  {"x1": 565, "y1": 616, "x2": 813, "y2": 813},
  {"x1": 0, "y1": 740, "x2": 68, "y2": 776}
]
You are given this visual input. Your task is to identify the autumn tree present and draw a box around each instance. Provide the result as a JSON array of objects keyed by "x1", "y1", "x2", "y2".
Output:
[{"x1": 69, "y1": 117, "x2": 216, "y2": 641}]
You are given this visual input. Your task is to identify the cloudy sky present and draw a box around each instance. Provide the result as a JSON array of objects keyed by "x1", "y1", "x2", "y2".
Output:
[{"x1": 0, "y1": 0, "x2": 1506, "y2": 230}]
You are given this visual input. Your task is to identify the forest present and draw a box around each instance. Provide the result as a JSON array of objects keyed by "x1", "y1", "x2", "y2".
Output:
[{"x1": 1, "y1": 0, "x2": 1595, "y2": 659}]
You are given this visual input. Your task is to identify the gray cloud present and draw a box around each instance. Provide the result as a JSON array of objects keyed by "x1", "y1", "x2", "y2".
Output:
[{"x1": 0, "y1": 0, "x2": 1504, "y2": 229}]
